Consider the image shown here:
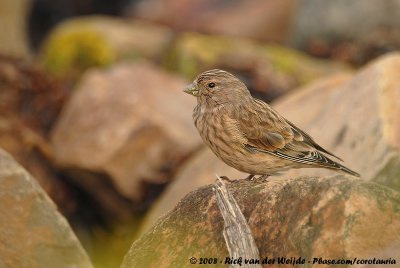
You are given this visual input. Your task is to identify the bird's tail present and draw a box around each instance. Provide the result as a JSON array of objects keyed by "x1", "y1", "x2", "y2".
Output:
[
  {"x1": 247, "y1": 144, "x2": 360, "y2": 177},
  {"x1": 282, "y1": 151, "x2": 360, "y2": 177},
  {"x1": 333, "y1": 162, "x2": 360, "y2": 177},
  {"x1": 311, "y1": 151, "x2": 360, "y2": 177},
  {"x1": 316, "y1": 152, "x2": 360, "y2": 177}
]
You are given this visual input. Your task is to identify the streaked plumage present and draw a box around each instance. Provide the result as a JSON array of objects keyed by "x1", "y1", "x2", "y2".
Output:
[{"x1": 184, "y1": 69, "x2": 360, "y2": 178}]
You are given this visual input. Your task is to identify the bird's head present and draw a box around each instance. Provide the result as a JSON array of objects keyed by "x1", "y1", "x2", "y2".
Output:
[{"x1": 184, "y1": 69, "x2": 252, "y2": 107}]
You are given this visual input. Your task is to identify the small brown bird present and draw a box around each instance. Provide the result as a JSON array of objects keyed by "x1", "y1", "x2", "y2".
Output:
[{"x1": 184, "y1": 69, "x2": 360, "y2": 179}]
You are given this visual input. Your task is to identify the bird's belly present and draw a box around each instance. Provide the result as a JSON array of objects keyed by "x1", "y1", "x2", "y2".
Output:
[
  {"x1": 195, "y1": 111, "x2": 294, "y2": 175},
  {"x1": 219, "y1": 148, "x2": 293, "y2": 175},
  {"x1": 204, "y1": 135, "x2": 292, "y2": 175}
]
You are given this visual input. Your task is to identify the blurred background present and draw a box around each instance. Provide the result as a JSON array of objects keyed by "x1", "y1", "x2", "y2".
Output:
[{"x1": 1, "y1": 0, "x2": 400, "y2": 267}]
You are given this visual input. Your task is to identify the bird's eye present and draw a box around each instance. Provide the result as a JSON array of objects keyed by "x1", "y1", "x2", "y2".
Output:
[{"x1": 208, "y1": 82, "x2": 216, "y2": 88}]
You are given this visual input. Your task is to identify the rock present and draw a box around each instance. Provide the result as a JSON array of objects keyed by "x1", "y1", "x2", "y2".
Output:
[
  {"x1": 0, "y1": 148, "x2": 93, "y2": 268},
  {"x1": 51, "y1": 61, "x2": 201, "y2": 203},
  {"x1": 132, "y1": 0, "x2": 296, "y2": 42},
  {"x1": 121, "y1": 176, "x2": 400, "y2": 267},
  {"x1": 165, "y1": 32, "x2": 348, "y2": 101},
  {"x1": 273, "y1": 53, "x2": 400, "y2": 192},
  {"x1": 289, "y1": 0, "x2": 400, "y2": 64},
  {"x1": 39, "y1": 16, "x2": 174, "y2": 79},
  {"x1": 0, "y1": 56, "x2": 76, "y2": 216},
  {"x1": 137, "y1": 148, "x2": 245, "y2": 235},
  {"x1": 0, "y1": 56, "x2": 66, "y2": 134}
]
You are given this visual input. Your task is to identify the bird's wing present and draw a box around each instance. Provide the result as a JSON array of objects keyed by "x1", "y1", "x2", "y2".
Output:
[
  {"x1": 238, "y1": 99, "x2": 345, "y2": 168},
  {"x1": 284, "y1": 119, "x2": 343, "y2": 161}
]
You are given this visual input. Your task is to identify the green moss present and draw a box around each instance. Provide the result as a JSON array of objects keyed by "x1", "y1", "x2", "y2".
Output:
[
  {"x1": 40, "y1": 27, "x2": 116, "y2": 77},
  {"x1": 344, "y1": 211, "x2": 360, "y2": 239},
  {"x1": 164, "y1": 32, "x2": 237, "y2": 79}
]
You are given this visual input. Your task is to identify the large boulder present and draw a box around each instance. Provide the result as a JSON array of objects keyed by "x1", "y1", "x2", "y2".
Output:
[
  {"x1": 122, "y1": 176, "x2": 400, "y2": 267},
  {"x1": 51, "y1": 61, "x2": 201, "y2": 205},
  {"x1": 274, "y1": 53, "x2": 400, "y2": 190},
  {"x1": 0, "y1": 148, "x2": 93, "y2": 268}
]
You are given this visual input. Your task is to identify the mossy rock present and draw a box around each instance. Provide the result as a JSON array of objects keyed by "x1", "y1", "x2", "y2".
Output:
[
  {"x1": 39, "y1": 16, "x2": 173, "y2": 79},
  {"x1": 40, "y1": 27, "x2": 115, "y2": 77}
]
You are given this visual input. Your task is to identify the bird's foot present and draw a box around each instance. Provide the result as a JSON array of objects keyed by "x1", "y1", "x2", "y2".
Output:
[
  {"x1": 244, "y1": 174, "x2": 256, "y2": 181},
  {"x1": 252, "y1": 174, "x2": 270, "y2": 183}
]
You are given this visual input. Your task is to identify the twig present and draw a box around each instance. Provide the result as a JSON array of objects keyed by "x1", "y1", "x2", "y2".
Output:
[{"x1": 213, "y1": 175, "x2": 262, "y2": 268}]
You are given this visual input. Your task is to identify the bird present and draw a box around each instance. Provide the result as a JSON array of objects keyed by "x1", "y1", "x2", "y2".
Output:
[{"x1": 183, "y1": 69, "x2": 360, "y2": 180}]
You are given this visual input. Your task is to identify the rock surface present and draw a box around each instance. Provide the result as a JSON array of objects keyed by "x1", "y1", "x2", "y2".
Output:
[
  {"x1": 51, "y1": 61, "x2": 201, "y2": 202},
  {"x1": 0, "y1": 148, "x2": 93, "y2": 268},
  {"x1": 122, "y1": 176, "x2": 400, "y2": 268}
]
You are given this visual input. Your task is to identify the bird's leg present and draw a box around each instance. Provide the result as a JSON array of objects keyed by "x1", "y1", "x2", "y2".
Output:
[
  {"x1": 244, "y1": 174, "x2": 255, "y2": 181},
  {"x1": 250, "y1": 174, "x2": 270, "y2": 183}
]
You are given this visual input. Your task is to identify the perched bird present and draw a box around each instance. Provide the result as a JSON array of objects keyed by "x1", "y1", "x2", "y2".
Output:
[{"x1": 184, "y1": 69, "x2": 360, "y2": 180}]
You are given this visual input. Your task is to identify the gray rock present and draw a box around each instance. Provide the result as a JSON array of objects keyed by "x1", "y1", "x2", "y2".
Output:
[
  {"x1": 290, "y1": 0, "x2": 400, "y2": 47},
  {"x1": 0, "y1": 148, "x2": 93, "y2": 268}
]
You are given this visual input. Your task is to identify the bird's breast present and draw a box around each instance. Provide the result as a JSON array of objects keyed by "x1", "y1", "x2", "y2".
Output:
[{"x1": 194, "y1": 108, "x2": 247, "y2": 160}]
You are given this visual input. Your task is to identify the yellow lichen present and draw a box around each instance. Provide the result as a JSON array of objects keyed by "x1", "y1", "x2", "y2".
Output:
[{"x1": 40, "y1": 27, "x2": 116, "y2": 77}]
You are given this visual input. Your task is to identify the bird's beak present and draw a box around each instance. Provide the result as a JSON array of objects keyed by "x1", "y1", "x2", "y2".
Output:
[{"x1": 183, "y1": 82, "x2": 200, "y2": 96}]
